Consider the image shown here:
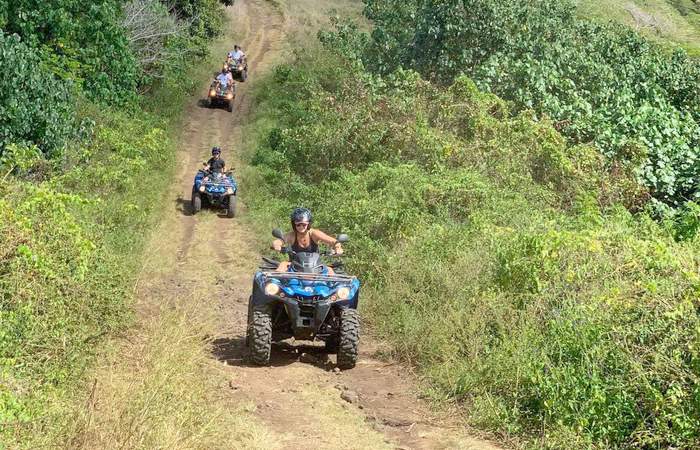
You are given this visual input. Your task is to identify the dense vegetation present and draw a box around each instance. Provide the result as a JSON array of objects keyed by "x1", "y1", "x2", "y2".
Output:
[
  {"x1": 0, "y1": 0, "x2": 228, "y2": 444},
  {"x1": 245, "y1": 39, "x2": 700, "y2": 448},
  {"x1": 330, "y1": 0, "x2": 700, "y2": 214}
]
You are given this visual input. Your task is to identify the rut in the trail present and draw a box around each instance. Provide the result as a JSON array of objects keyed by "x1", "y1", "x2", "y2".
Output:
[{"x1": 134, "y1": 0, "x2": 503, "y2": 449}]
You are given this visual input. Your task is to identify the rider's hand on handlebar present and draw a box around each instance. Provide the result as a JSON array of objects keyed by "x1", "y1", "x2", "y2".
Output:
[
  {"x1": 332, "y1": 243, "x2": 344, "y2": 256},
  {"x1": 272, "y1": 240, "x2": 283, "y2": 252}
]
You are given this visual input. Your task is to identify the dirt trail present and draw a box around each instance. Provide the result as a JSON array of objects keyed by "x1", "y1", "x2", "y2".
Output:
[{"x1": 143, "y1": 1, "x2": 501, "y2": 448}]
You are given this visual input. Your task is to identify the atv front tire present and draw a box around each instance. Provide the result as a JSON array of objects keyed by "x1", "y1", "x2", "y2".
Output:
[
  {"x1": 227, "y1": 100, "x2": 233, "y2": 112},
  {"x1": 248, "y1": 310, "x2": 272, "y2": 365},
  {"x1": 226, "y1": 195, "x2": 237, "y2": 218},
  {"x1": 337, "y1": 308, "x2": 360, "y2": 369},
  {"x1": 192, "y1": 189, "x2": 202, "y2": 213}
]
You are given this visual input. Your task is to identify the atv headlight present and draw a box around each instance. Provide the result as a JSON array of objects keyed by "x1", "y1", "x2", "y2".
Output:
[
  {"x1": 209, "y1": 89, "x2": 216, "y2": 97},
  {"x1": 264, "y1": 282, "x2": 280, "y2": 296},
  {"x1": 336, "y1": 286, "x2": 351, "y2": 300},
  {"x1": 226, "y1": 92, "x2": 233, "y2": 99}
]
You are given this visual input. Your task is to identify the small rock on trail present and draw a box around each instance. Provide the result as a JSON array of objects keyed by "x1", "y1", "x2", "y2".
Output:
[{"x1": 341, "y1": 390, "x2": 360, "y2": 404}]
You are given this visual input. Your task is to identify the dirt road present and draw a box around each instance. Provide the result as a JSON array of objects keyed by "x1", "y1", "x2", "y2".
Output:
[{"x1": 132, "y1": 1, "x2": 501, "y2": 448}]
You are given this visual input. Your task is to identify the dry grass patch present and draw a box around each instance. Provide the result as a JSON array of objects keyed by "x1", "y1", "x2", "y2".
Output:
[{"x1": 59, "y1": 295, "x2": 276, "y2": 450}]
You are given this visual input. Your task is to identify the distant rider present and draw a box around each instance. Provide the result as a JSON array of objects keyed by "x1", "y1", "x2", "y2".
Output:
[
  {"x1": 272, "y1": 207, "x2": 343, "y2": 273},
  {"x1": 228, "y1": 44, "x2": 246, "y2": 64},
  {"x1": 199, "y1": 147, "x2": 227, "y2": 192}
]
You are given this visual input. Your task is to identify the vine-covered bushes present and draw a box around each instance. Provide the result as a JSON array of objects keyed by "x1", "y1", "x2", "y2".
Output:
[
  {"x1": 0, "y1": 0, "x2": 231, "y2": 442},
  {"x1": 0, "y1": 0, "x2": 229, "y2": 159},
  {"x1": 0, "y1": 106, "x2": 173, "y2": 437},
  {"x1": 330, "y1": 0, "x2": 700, "y2": 210},
  {"x1": 0, "y1": 0, "x2": 139, "y2": 103},
  {"x1": 245, "y1": 47, "x2": 700, "y2": 449},
  {"x1": 0, "y1": 32, "x2": 76, "y2": 157}
]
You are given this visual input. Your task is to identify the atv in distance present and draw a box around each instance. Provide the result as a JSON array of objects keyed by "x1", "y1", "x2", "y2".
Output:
[
  {"x1": 191, "y1": 169, "x2": 237, "y2": 218},
  {"x1": 225, "y1": 56, "x2": 248, "y2": 82},
  {"x1": 246, "y1": 229, "x2": 360, "y2": 369},
  {"x1": 208, "y1": 80, "x2": 235, "y2": 112}
]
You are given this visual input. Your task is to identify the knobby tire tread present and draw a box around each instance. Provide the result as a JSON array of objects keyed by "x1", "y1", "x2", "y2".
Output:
[
  {"x1": 337, "y1": 308, "x2": 360, "y2": 370},
  {"x1": 249, "y1": 310, "x2": 272, "y2": 365}
]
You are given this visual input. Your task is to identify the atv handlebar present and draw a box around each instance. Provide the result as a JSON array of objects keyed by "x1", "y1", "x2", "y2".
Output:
[{"x1": 270, "y1": 245, "x2": 344, "y2": 257}]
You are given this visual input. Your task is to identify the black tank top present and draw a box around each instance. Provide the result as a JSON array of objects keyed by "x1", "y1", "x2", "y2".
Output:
[{"x1": 292, "y1": 233, "x2": 318, "y2": 253}]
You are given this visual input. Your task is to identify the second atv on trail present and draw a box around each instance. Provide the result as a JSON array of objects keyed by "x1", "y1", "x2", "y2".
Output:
[
  {"x1": 208, "y1": 79, "x2": 235, "y2": 112},
  {"x1": 191, "y1": 169, "x2": 237, "y2": 217},
  {"x1": 246, "y1": 229, "x2": 361, "y2": 369},
  {"x1": 225, "y1": 56, "x2": 248, "y2": 82}
]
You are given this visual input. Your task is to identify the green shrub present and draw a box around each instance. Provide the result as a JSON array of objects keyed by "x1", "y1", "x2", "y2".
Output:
[
  {"x1": 341, "y1": 0, "x2": 700, "y2": 209},
  {"x1": 0, "y1": 1, "x2": 226, "y2": 438},
  {"x1": 0, "y1": 32, "x2": 76, "y2": 157},
  {"x1": 245, "y1": 47, "x2": 700, "y2": 448},
  {"x1": 0, "y1": 107, "x2": 171, "y2": 434},
  {"x1": 1, "y1": 0, "x2": 139, "y2": 104}
]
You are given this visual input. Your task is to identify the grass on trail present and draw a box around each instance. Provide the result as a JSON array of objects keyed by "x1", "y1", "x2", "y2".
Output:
[
  {"x1": 61, "y1": 296, "x2": 277, "y2": 450},
  {"x1": 575, "y1": 0, "x2": 700, "y2": 54}
]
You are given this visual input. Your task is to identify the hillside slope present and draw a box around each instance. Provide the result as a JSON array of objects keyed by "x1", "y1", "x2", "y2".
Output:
[{"x1": 575, "y1": 0, "x2": 700, "y2": 54}]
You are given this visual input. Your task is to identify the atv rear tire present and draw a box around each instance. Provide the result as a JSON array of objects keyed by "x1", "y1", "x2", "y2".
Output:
[
  {"x1": 337, "y1": 308, "x2": 360, "y2": 370},
  {"x1": 192, "y1": 189, "x2": 202, "y2": 214},
  {"x1": 248, "y1": 310, "x2": 272, "y2": 365},
  {"x1": 226, "y1": 195, "x2": 237, "y2": 218}
]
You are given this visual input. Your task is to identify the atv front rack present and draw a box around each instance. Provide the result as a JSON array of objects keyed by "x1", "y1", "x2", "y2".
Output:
[
  {"x1": 204, "y1": 180, "x2": 234, "y2": 187},
  {"x1": 261, "y1": 271, "x2": 356, "y2": 283}
]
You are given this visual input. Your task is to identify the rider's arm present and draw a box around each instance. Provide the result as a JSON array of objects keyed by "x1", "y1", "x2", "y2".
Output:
[
  {"x1": 273, "y1": 231, "x2": 295, "y2": 251},
  {"x1": 311, "y1": 229, "x2": 342, "y2": 252}
]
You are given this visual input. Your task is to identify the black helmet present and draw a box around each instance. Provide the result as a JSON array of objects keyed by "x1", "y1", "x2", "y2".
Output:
[
  {"x1": 290, "y1": 207, "x2": 312, "y2": 224},
  {"x1": 211, "y1": 146, "x2": 221, "y2": 155}
]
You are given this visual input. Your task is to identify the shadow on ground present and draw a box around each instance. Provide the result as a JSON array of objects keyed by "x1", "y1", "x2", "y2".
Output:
[
  {"x1": 175, "y1": 196, "x2": 193, "y2": 216},
  {"x1": 212, "y1": 335, "x2": 337, "y2": 369}
]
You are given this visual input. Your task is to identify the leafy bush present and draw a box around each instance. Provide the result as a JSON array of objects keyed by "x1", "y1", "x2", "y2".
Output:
[
  {"x1": 245, "y1": 47, "x2": 700, "y2": 448},
  {"x1": 170, "y1": 0, "x2": 228, "y2": 54},
  {"x1": 341, "y1": 0, "x2": 700, "y2": 209},
  {"x1": 0, "y1": 0, "x2": 139, "y2": 104},
  {"x1": 0, "y1": 32, "x2": 76, "y2": 157},
  {"x1": 0, "y1": 107, "x2": 171, "y2": 436}
]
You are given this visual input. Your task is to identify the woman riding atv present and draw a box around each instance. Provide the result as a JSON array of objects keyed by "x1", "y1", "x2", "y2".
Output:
[{"x1": 272, "y1": 207, "x2": 343, "y2": 273}]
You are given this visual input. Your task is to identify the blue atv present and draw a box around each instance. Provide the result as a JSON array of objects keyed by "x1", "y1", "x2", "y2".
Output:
[
  {"x1": 246, "y1": 229, "x2": 360, "y2": 369},
  {"x1": 191, "y1": 169, "x2": 237, "y2": 218}
]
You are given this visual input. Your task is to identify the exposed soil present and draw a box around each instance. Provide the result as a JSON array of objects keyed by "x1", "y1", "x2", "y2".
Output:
[{"x1": 139, "y1": 1, "x2": 502, "y2": 448}]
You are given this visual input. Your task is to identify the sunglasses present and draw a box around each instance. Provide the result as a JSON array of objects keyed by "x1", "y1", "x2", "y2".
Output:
[{"x1": 294, "y1": 222, "x2": 309, "y2": 228}]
